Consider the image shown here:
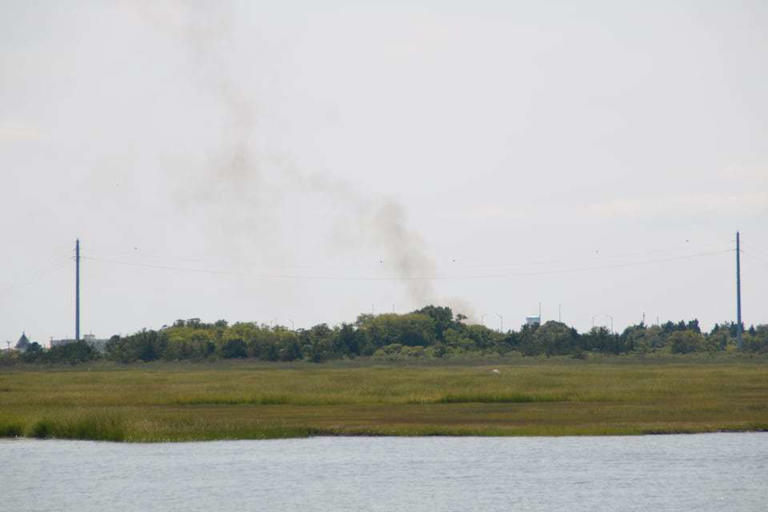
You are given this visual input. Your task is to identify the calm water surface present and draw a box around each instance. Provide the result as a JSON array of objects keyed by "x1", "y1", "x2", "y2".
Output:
[{"x1": 2, "y1": 433, "x2": 767, "y2": 511}]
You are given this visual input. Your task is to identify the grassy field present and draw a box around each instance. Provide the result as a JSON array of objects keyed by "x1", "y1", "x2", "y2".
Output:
[{"x1": 1, "y1": 358, "x2": 767, "y2": 441}]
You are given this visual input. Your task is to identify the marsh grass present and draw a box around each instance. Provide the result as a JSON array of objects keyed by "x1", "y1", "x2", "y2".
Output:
[
  {"x1": 0, "y1": 420, "x2": 23, "y2": 437},
  {"x1": 30, "y1": 412, "x2": 125, "y2": 441},
  {"x1": 2, "y1": 358, "x2": 767, "y2": 441},
  {"x1": 432, "y1": 392, "x2": 571, "y2": 404},
  {"x1": 174, "y1": 394, "x2": 293, "y2": 406}
]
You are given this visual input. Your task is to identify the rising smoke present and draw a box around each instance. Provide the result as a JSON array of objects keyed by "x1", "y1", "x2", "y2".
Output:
[{"x1": 138, "y1": 2, "x2": 457, "y2": 310}]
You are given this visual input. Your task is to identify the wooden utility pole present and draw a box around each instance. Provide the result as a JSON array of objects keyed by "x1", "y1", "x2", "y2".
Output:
[
  {"x1": 76, "y1": 238, "x2": 80, "y2": 341},
  {"x1": 736, "y1": 232, "x2": 742, "y2": 350}
]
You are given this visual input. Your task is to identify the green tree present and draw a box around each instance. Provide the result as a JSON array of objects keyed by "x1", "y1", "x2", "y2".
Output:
[
  {"x1": 46, "y1": 340, "x2": 99, "y2": 364},
  {"x1": 222, "y1": 338, "x2": 247, "y2": 359},
  {"x1": 106, "y1": 330, "x2": 167, "y2": 362},
  {"x1": 581, "y1": 327, "x2": 612, "y2": 353},
  {"x1": 337, "y1": 323, "x2": 360, "y2": 356},
  {"x1": 533, "y1": 321, "x2": 579, "y2": 356},
  {"x1": 743, "y1": 325, "x2": 768, "y2": 353},
  {"x1": 21, "y1": 342, "x2": 44, "y2": 362},
  {"x1": 668, "y1": 331, "x2": 704, "y2": 354},
  {"x1": 414, "y1": 305, "x2": 454, "y2": 339},
  {"x1": 281, "y1": 339, "x2": 303, "y2": 361}
]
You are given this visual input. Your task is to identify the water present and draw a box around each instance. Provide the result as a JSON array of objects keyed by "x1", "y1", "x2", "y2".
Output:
[{"x1": 2, "y1": 433, "x2": 767, "y2": 511}]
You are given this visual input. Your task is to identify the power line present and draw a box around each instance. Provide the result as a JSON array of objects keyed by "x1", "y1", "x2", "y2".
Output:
[
  {"x1": 82, "y1": 249, "x2": 732, "y2": 282},
  {"x1": 81, "y1": 256, "x2": 238, "y2": 276},
  {"x1": 739, "y1": 240, "x2": 768, "y2": 263},
  {"x1": 84, "y1": 238, "x2": 731, "y2": 274},
  {"x1": 0, "y1": 257, "x2": 72, "y2": 296},
  {"x1": 436, "y1": 242, "x2": 731, "y2": 270},
  {"x1": 497, "y1": 250, "x2": 731, "y2": 278},
  {"x1": 741, "y1": 249, "x2": 768, "y2": 267}
]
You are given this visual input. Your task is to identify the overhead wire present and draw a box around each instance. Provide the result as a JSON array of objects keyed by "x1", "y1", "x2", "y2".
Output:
[
  {"x1": 82, "y1": 249, "x2": 732, "y2": 281},
  {"x1": 80, "y1": 237, "x2": 733, "y2": 276},
  {"x1": 739, "y1": 239, "x2": 768, "y2": 263},
  {"x1": 80, "y1": 255, "x2": 237, "y2": 276},
  {"x1": 456, "y1": 241, "x2": 731, "y2": 270},
  {"x1": 741, "y1": 249, "x2": 768, "y2": 268},
  {"x1": 0, "y1": 255, "x2": 72, "y2": 296}
]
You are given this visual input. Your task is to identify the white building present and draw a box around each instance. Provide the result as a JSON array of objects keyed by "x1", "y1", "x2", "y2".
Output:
[{"x1": 525, "y1": 316, "x2": 541, "y2": 326}]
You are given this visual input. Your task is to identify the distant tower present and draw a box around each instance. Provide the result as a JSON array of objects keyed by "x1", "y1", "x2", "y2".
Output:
[{"x1": 76, "y1": 239, "x2": 80, "y2": 341}]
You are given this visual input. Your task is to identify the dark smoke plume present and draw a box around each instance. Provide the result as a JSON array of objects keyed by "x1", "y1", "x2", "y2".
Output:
[{"x1": 139, "y1": 2, "x2": 447, "y2": 308}]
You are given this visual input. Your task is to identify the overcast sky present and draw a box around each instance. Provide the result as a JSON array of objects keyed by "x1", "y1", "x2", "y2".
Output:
[{"x1": 2, "y1": 0, "x2": 767, "y2": 345}]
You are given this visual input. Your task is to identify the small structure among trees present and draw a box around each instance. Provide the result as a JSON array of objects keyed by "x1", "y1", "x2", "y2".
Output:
[{"x1": 15, "y1": 333, "x2": 31, "y2": 352}]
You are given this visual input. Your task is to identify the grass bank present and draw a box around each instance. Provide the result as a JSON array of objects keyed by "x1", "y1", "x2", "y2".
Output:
[{"x1": 1, "y1": 358, "x2": 767, "y2": 441}]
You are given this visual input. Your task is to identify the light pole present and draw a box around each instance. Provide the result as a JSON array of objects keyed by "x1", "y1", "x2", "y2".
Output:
[
  {"x1": 496, "y1": 314, "x2": 504, "y2": 333},
  {"x1": 606, "y1": 315, "x2": 614, "y2": 334}
]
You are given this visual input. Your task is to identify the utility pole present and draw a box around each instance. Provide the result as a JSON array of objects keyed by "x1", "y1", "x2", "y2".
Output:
[
  {"x1": 558, "y1": 304, "x2": 562, "y2": 323},
  {"x1": 496, "y1": 314, "x2": 504, "y2": 333},
  {"x1": 75, "y1": 238, "x2": 80, "y2": 341},
  {"x1": 736, "y1": 231, "x2": 743, "y2": 350}
]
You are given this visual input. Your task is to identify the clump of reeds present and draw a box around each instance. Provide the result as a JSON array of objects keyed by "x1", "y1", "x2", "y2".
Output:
[
  {"x1": 30, "y1": 413, "x2": 125, "y2": 442},
  {"x1": 0, "y1": 420, "x2": 24, "y2": 437}
]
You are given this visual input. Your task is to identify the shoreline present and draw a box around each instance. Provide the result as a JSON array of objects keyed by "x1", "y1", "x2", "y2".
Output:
[{"x1": 3, "y1": 428, "x2": 768, "y2": 444}]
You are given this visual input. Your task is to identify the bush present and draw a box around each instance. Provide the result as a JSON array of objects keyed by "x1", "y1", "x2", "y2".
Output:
[
  {"x1": 105, "y1": 330, "x2": 167, "y2": 362},
  {"x1": 669, "y1": 331, "x2": 704, "y2": 354},
  {"x1": 45, "y1": 340, "x2": 99, "y2": 364},
  {"x1": 743, "y1": 325, "x2": 768, "y2": 353},
  {"x1": 31, "y1": 415, "x2": 125, "y2": 441},
  {"x1": 0, "y1": 421, "x2": 23, "y2": 437},
  {"x1": 222, "y1": 339, "x2": 248, "y2": 359}
]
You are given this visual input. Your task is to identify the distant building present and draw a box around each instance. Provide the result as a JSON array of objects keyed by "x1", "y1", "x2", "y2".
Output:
[
  {"x1": 50, "y1": 333, "x2": 109, "y2": 353},
  {"x1": 15, "y1": 333, "x2": 31, "y2": 352},
  {"x1": 525, "y1": 316, "x2": 541, "y2": 326},
  {"x1": 83, "y1": 334, "x2": 109, "y2": 352}
]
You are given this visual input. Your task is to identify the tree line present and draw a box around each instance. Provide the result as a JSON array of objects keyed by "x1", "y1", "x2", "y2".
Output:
[{"x1": 4, "y1": 305, "x2": 768, "y2": 365}]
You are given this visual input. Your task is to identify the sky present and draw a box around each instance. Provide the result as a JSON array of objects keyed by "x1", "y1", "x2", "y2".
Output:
[{"x1": 1, "y1": 0, "x2": 767, "y2": 346}]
